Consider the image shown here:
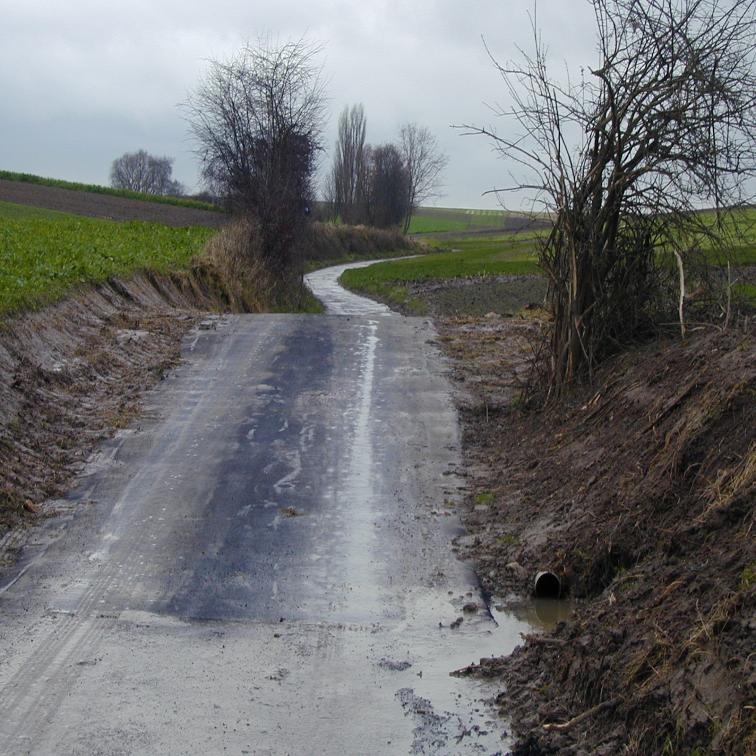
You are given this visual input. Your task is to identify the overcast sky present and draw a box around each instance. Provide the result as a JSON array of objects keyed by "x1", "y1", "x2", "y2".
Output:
[{"x1": 0, "y1": 1, "x2": 597, "y2": 209}]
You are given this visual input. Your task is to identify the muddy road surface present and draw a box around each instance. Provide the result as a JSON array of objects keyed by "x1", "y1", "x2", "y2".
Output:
[{"x1": 0, "y1": 262, "x2": 532, "y2": 754}]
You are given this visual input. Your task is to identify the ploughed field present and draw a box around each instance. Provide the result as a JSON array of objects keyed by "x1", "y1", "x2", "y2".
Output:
[
  {"x1": 0, "y1": 176, "x2": 227, "y2": 228},
  {"x1": 407, "y1": 205, "x2": 552, "y2": 234}
]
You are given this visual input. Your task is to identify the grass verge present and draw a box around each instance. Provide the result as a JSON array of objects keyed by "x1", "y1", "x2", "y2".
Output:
[{"x1": 339, "y1": 231, "x2": 542, "y2": 312}]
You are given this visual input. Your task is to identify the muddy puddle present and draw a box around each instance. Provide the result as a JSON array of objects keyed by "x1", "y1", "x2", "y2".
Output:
[
  {"x1": 363, "y1": 585, "x2": 574, "y2": 754},
  {"x1": 498, "y1": 596, "x2": 576, "y2": 631}
]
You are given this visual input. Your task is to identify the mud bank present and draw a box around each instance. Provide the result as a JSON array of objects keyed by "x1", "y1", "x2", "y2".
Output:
[
  {"x1": 438, "y1": 313, "x2": 755, "y2": 754},
  {"x1": 0, "y1": 267, "x2": 235, "y2": 550}
]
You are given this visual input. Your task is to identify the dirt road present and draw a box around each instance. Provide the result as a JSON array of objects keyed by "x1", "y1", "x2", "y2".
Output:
[{"x1": 0, "y1": 263, "x2": 534, "y2": 754}]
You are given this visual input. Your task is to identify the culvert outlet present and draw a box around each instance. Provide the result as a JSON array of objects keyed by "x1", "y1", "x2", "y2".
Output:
[{"x1": 534, "y1": 570, "x2": 561, "y2": 598}]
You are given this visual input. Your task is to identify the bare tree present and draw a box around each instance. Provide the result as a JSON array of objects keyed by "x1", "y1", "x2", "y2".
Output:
[
  {"x1": 399, "y1": 123, "x2": 448, "y2": 232},
  {"x1": 331, "y1": 104, "x2": 368, "y2": 224},
  {"x1": 110, "y1": 150, "x2": 184, "y2": 195},
  {"x1": 461, "y1": 0, "x2": 755, "y2": 398},
  {"x1": 365, "y1": 144, "x2": 411, "y2": 228},
  {"x1": 185, "y1": 38, "x2": 326, "y2": 273}
]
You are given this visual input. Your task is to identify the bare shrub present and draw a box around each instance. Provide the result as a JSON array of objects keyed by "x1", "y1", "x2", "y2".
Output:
[
  {"x1": 462, "y1": 0, "x2": 756, "y2": 398},
  {"x1": 186, "y1": 38, "x2": 326, "y2": 274}
]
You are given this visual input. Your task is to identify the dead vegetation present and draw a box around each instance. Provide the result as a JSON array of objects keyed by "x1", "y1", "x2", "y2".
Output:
[
  {"x1": 301, "y1": 221, "x2": 416, "y2": 263},
  {"x1": 200, "y1": 218, "x2": 320, "y2": 312},
  {"x1": 439, "y1": 314, "x2": 755, "y2": 754}
]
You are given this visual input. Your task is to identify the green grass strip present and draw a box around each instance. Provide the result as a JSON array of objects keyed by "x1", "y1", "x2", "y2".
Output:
[
  {"x1": 339, "y1": 232, "x2": 542, "y2": 309},
  {"x1": 0, "y1": 201, "x2": 72, "y2": 221}
]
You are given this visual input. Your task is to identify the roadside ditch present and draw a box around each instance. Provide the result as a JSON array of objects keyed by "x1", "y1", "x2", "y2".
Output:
[
  {"x1": 435, "y1": 308, "x2": 754, "y2": 754},
  {"x1": 0, "y1": 268, "x2": 233, "y2": 552}
]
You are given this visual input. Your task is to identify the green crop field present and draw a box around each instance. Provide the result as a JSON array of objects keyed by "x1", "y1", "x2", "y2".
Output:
[
  {"x1": 407, "y1": 206, "x2": 552, "y2": 234},
  {"x1": 408, "y1": 206, "x2": 517, "y2": 234},
  {"x1": 0, "y1": 202, "x2": 70, "y2": 221},
  {"x1": 696, "y1": 207, "x2": 756, "y2": 264},
  {"x1": 0, "y1": 170, "x2": 222, "y2": 213},
  {"x1": 0, "y1": 200, "x2": 214, "y2": 315}
]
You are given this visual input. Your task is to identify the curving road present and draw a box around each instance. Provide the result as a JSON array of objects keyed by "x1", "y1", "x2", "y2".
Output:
[{"x1": 0, "y1": 261, "x2": 532, "y2": 754}]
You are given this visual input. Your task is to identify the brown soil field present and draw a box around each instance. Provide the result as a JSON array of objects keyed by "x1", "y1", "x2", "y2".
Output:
[
  {"x1": 0, "y1": 179, "x2": 228, "y2": 227},
  {"x1": 436, "y1": 312, "x2": 755, "y2": 754},
  {"x1": 412, "y1": 216, "x2": 553, "y2": 238},
  {"x1": 412, "y1": 275, "x2": 547, "y2": 317}
]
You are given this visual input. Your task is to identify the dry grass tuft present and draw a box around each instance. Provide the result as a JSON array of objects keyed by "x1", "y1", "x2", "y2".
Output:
[
  {"x1": 302, "y1": 222, "x2": 415, "y2": 262},
  {"x1": 198, "y1": 218, "x2": 321, "y2": 313},
  {"x1": 198, "y1": 219, "x2": 276, "y2": 312}
]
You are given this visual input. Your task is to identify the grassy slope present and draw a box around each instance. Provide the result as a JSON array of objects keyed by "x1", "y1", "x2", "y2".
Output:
[
  {"x1": 0, "y1": 201, "x2": 214, "y2": 315},
  {"x1": 339, "y1": 231, "x2": 543, "y2": 311},
  {"x1": 407, "y1": 206, "x2": 538, "y2": 234},
  {"x1": 0, "y1": 170, "x2": 222, "y2": 213},
  {"x1": 346, "y1": 206, "x2": 756, "y2": 311}
]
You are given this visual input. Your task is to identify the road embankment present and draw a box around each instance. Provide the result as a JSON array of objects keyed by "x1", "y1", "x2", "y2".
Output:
[
  {"x1": 436, "y1": 312, "x2": 755, "y2": 754},
  {"x1": 0, "y1": 268, "x2": 234, "y2": 545}
]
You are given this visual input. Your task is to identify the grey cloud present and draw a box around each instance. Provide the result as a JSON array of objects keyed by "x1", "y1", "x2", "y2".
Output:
[{"x1": 0, "y1": 0, "x2": 596, "y2": 206}]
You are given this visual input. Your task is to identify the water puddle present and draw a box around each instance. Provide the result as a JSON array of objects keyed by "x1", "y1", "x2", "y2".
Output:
[
  {"x1": 371, "y1": 588, "x2": 575, "y2": 754},
  {"x1": 495, "y1": 596, "x2": 576, "y2": 632}
]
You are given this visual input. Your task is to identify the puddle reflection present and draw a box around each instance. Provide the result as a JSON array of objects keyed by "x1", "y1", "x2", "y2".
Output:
[{"x1": 493, "y1": 597, "x2": 575, "y2": 632}]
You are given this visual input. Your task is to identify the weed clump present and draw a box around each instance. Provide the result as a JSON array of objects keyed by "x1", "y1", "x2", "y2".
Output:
[{"x1": 199, "y1": 218, "x2": 320, "y2": 313}]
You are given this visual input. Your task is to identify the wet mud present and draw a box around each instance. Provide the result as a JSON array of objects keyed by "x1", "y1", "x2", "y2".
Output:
[
  {"x1": 0, "y1": 262, "x2": 556, "y2": 754},
  {"x1": 436, "y1": 311, "x2": 755, "y2": 754}
]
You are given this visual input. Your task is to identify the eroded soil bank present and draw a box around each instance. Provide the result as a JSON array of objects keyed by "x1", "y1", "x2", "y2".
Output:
[
  {"x1": 0, "y1": 269, "x2": 233, "y2": 552},
  {"x1": 437, "y1": 312, "x2": 755, "y2": 754}
]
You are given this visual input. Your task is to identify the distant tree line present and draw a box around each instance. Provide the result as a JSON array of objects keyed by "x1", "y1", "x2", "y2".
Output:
[
  {"x1": 325, "y1": 105, "x2": 447, "y2": 231},
  {"x1": 108, "y1": 40, "x2": 447, "y2": 280},
  {"x1": 110, "y1": 150, "x2": 184, "y2": 196}
]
